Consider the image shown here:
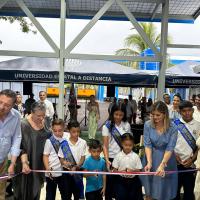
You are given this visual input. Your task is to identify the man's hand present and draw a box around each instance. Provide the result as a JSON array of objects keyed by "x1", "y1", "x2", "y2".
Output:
[{"x1": 8, "y1": 163, "x2": 15, "y2": 176}]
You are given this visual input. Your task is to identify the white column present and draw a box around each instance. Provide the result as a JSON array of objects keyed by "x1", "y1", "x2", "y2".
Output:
[
  {"x1": 157, "y1": 0, "x2": 169, "y2": 100},
  {"x1": 58, "y1": 0, "x2": 66, "y2": 119}
]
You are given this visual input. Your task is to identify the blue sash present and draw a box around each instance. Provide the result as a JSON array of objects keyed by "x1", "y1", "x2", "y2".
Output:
[
  {"x1": 105, "y1": 121, "x2": 122, "y2": 148},
  {"x1": 60, "y1": 140, "x2": 84, "y2": 199},
  {"x1": 49, "y1": 135, "x2": 60, "y2": 154},
  {"x1": 174, "y1": 119, "x2": 197, "y2": 152},
  {"x1": 60, "y1": 140, "x2": 76, "y2": 165}
]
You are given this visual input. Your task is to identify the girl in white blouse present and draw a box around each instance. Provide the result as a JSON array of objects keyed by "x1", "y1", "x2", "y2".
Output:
[
  {"x1": 112, "y1": 133, "x2": 143, "y2": 200},
  {"x1": 102, "y1": 104, "x2": 131, "y2": 200}
]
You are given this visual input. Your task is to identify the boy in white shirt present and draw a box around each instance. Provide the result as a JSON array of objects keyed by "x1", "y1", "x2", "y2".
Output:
[
  {"x1": 43, "y1": 119, "x2": 69, "y2": 200},
  {"x1": 174, "y1": 101, "x2": 200, "y2": 200},
  {"x1": 58, "y1": 121, "x2": 87, "y2": 200}
]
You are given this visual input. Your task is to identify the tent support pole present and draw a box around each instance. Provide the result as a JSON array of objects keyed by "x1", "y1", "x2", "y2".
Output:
[
  {"x1": 157, "y1": 0, "x2": 169, "y2": 100},
  {"x1": 58, "y1": 0, "x2": 66, "y2": 119}
]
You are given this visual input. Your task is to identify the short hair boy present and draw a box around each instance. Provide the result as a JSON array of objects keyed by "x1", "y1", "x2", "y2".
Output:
[{"x1": 82, "y1": 139, "x2": 106, "y2": 200}]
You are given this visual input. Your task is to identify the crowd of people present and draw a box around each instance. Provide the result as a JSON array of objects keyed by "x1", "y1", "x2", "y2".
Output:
[{"x1": 0, "y1": 88, "x2": 200, "y2": 200}]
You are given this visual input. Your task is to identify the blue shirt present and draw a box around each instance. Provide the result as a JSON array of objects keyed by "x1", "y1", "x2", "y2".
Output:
[
  {"x1": 82, "y1": 156, "x2": 106, "y2": 193},
  {"x1": 0, "y1": 108, "x2": 22, "y2": 163}
]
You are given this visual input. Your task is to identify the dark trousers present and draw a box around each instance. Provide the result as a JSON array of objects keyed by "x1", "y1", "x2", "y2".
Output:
[
  {"x1": 64, "y1": 174, "x2": 83, "y2": 200},
  {"x1": 46, "y1": 176, "x2": 69, "y2": 200},
  {"x1": 85, "y1": 188, "x2": 103, "y2": 200},
  {"x1": 175, "y1": 165, "x2": 195, "y2": 200},
  {"x1": 115, "y1": 176, "x2": 143, "y2": 200},
  {"x1": 105, "y1": 158, "x2": 116, "y2": 200}
]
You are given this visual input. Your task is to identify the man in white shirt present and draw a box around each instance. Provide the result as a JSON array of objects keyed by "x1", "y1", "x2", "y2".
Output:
[
  {"x1": 193, "y1": 94, "x2": 200, "y2": 122},
  {"x1": 38, "y1": 91, "x2": 54, "y2": 128},
  {"x1": 174, "y1": 101, "x2": 200, "y2": 200},
  {"x1": 128, "y1": 95, "x2": 137, "y2": 124}
]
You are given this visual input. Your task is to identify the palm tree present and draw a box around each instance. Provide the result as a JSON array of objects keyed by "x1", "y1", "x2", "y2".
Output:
[{"x1": 116, "y1": 22, "x2": 171, "y2": 68}]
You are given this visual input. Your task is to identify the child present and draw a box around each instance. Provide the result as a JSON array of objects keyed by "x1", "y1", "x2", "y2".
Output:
[
  {"x1": 43, "y1": 118, "x2": 69, "y2": 200},
  {"x1": 58, "y1": 121, "x2": 87, "y2": 200},
  {"x1": 112, "y1": 133, "x2": 143, "y2": 200},
  {"x1": 82, "y1": 139, "x2": 106, "y2": 200},
  {"x1": 194, "y1": 136, "x2": 200, "y2": 200},
  {"x1": 102, "y1": 104, "x2": 131, "y2": 200}
]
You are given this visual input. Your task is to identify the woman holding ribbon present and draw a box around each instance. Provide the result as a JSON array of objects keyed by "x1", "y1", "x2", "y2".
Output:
[
  {"x1": 13, "y1": 102, "x2": 51, "y2": 200},
  {"x1": 102, "y1": 104, "x2": 131, "y2": 200},
  {"x1": 141, "y1": 101, "x2": 178, "y2": 200}
]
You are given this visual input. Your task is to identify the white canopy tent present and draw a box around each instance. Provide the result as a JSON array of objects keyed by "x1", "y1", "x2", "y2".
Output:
[
  {"x1": 0, "y1": 57, "x2": 157, "y2": 87},
  {"x1": 1, "y1": 0, "x2": 200, "y2": 118}
]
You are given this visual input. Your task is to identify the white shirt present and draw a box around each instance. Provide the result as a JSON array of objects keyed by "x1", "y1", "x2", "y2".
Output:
[
  {"x1": 102, "y1": 121, "x2": 131, "y2": 158},
  {"x1": 43, "y1": 132, "x2": 69, "y2": 177},
  {"x1": 129, "y1": 99, "x2": 137, "y2": 113},
  {"x1": 112, "y1": 150, "x2": 142, "y2": 178},
  {"x1": 126, "y1": 103, "x2": 133, "y2": 117},
  {"x1": 174, "y1": 118, "x2": 200, "y2": 161},
  {"x1": 193, "y1": 106, "x2": 200, "y2": 122},
  {"x1": 58, "y1": 137, "x2": 87, "y2": 164},
  {"x1": 39, "y1": 99, "x2": 54, "y2": 118},
  {"x1": 195, "y1": 137, "x2": 200, "y2": 168},
  {"x1": 168, "y1": 105, "x2": 181, "y2": 120}
]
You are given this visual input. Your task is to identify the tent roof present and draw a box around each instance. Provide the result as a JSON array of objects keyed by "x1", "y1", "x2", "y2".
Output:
[
  {"x1": 0, "y1": 57, "x2": 155, "y2": 74},
  {"x1": 166, "y1": 61, "x2": 200, "y2": 87},
  {"x1": 166, "y1": 61, "x2": 200, "y2": 77},
  {"x1": 1, "y1": 0, "x2": 199, "y2": 23},
  {"x1": 0, "y1": 57, "x2": 156, "y2": 86}
]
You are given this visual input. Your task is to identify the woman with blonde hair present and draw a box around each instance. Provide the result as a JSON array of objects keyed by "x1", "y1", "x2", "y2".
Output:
[{"x1": 141, "y1": 101, "x2": 178, "y2": 200}]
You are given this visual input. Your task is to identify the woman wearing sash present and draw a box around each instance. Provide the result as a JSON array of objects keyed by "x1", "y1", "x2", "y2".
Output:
[
  {"x1": 141, "y1": 101, "x2": 178, "y2": 200},
  {"x1": 13, "y1": 102, "x2": 51, "y2": 200},
  {"x1": 102, "y1": 104, "x2": 131, "y2": 200},
  {"x1": 168, "y1": 94, "x2": 182, "y2": 120}
]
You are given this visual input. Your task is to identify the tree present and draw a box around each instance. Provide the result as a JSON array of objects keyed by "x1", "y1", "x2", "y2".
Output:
[
  {"x1": 116, "y1": 22, "x2": 171, "y2": 68},
  {"x1": 0, "y1": 16, "x2": 36, "y2": 44}
]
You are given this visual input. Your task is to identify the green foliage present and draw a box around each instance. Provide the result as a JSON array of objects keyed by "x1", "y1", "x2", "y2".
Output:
[
  {"x1": 0, "y1": 16, "x2": 36, "y2": 44},
  {"x1": 116, "y1": 22, "x2": 172, "y2": 68}
]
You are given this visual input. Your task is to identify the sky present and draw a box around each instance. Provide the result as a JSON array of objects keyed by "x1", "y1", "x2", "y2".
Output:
[{"x1": 1, "y1": 16, "x2": 200, "y2": 61}]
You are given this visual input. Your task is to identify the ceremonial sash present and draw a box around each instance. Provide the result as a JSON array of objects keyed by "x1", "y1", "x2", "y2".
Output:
[
  {"x1": 60, "y1": 140, "x2": 76, "y2": 165},
  {"x1": 60, "y1": 140, "x2": 84, "y2": 199},
  {"x1": 105, "y1": 121, "x2": 122, "y2": 148},
  {"x1": 49, "y1": 135, "x2": 60, "y2": 154},
  {"x1": 174, "y1": 119, "x2": 197, "y2": 152}
]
